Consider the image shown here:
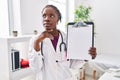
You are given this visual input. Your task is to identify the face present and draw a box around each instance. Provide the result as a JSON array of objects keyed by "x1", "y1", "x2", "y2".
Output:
[{"x1": 42, "y1": 7, "x2": 59, "y2": 31}]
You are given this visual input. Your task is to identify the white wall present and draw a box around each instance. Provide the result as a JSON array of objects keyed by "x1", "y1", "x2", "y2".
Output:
[
  {"x1": 75, "y1": 0, "x2": 120, "y2": 55},
  {"x1": 20, "y1": 0, "x2": 48, "y2": 35},
  {"x1": 8, "y1": 0, "x2": 22, "y2": 35},
  {"x1": 0, "y1": 0, "x2": 9, "y2": 36},
  {"x1": 8, "y1": 0, "x2": 47, "y2": 35},
  {"x1": 67, "y1": 0, "x2": 75, "y2": 22},
  {"x1": 92, "y1": 0, "x2": 120, "y2": 55},
  {"x1": 7, "y1": 0, "x2": 120, "y2": 55}
]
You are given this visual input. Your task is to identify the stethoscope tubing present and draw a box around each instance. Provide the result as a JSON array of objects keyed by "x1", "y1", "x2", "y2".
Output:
[{"x1": 40, "y1": 30, "x2": 67, "y2": 57}]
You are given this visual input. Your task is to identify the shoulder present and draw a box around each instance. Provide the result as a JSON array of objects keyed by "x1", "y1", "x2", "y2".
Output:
[
  {"x1": 59, "y1": 30, "x2": 66, "y2": 37},
  {"x1": 58, "y1": 30, "x2": 67, "y2": 41}
]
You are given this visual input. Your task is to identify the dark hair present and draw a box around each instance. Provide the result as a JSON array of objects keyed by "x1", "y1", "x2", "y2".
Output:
[{"x1": 42, "y1": 5, "x2": 62, "y2": 22}]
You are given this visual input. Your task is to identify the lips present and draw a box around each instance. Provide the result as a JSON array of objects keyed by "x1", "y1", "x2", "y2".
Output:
[{"x1": 43, "y1": 22, "x2": 52, "y2": 28}]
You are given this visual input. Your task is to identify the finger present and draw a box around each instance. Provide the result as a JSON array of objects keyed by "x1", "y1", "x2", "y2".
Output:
[
  {"x1": 50, "y1": 29, "x2": 53, "y2": 32},
  {"x1": 42, "y1": 31, "x2": 54, "y2": 39},
  {"x1": 90, "y1": 47, "x2": 96, "y2": 50},
  {"x1": 90, "y1": 52, "x2": 96, "y2": 56},
  {"x1": 89, "y1": 52, "x2": 96, "y2": 55},
  {"x1": 90, "y1": 52, "x2": 97, "y2": 57},
  {"x1": 48, "y1": 34, "x2": 54, "y2": 40},
  {"x1": 47, "y1": 29, "x2": 53, "y2": 33},
  {"x1": 89, "y1": 49, "x2": 96, "y2": 53},
  {"x1": 90, "y1": 53, "x2": 96, "y2": 59},
  {"x1": 88, "y1": 50, "x2": 96, "y2": 56},
  {"x1": 89, "y1": 48, "x2": 96, "y2": 53},
  {"x1": 89, "y1": 50, "x2": 96, "y2": 53}
]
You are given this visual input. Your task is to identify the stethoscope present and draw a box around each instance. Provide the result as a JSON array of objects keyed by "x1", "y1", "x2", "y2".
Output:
[
  {"x1": 58, "y1": 30, "x2": 67, "y2": 52},
  {"x1": 40, "y1": 30, "x2": 68, "y2": 62}
]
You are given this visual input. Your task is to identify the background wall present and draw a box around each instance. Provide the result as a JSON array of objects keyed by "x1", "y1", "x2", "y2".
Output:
[
  {"x1": 8, "y1": 0, "x2": 47, "y2": 35},
  {"x1": 4, "y1": 0, "x2": 120, "y2": 55},
  {"x1": 0, "y1": 0, "x2": 9, "y2": 36},
  {"x1": 75, "y1": 0, "x2": 120, "y2": 55},
  {"x1": 92, "y1": 0, "x2": 120, "y2": 55},
  {"x1": 20, "y1": 0, "x2": 48, "y2": 35}
]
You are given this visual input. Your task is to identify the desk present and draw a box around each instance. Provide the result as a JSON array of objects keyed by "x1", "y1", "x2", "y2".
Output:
[
  {"x1": 93, "y1": 53, "x2": 120, "y2": 67},
  {"x1": 67, "y1": 53, "x2": 120, "y2": 80},
  {"x1": 98, "y1": 71, "x2": 120, "y2": 80},
  {"x1": 92, "y1": 54, "x2": 120, "y2": 80}
]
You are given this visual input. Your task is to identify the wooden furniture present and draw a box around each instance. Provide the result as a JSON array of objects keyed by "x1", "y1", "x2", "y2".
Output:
[{"x1": 80, "y1": 68, "x2": 96, "y2": 80}]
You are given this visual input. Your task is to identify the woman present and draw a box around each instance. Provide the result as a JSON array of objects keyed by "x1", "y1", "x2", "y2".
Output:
[{"x1": 28, "y1": 5, "x2": 96, "y2": 80}]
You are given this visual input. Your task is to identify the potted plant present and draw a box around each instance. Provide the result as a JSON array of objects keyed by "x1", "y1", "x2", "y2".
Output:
[
  {"x1": 74, "y1": 4, "x2": 96, "y2": 36},
  {"x1": 74, "y1": 4, "x2": 92, "y2": 22}
]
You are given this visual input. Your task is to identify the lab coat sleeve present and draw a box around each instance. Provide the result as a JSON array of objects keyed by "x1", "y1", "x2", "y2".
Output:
[{"x1": 28, "y1": 36, "x2": 44, "y2": 73}]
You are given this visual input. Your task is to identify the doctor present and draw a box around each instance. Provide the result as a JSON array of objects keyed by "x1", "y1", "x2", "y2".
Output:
[{"x1": 28, "y1": 5, "x2": 96, "y2": 80}]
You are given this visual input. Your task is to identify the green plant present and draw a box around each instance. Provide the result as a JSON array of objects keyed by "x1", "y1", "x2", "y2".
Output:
[
  {"x1": 74, "y1": 5, "x2": 92, "y2": 22},
  {"x1": 74, "y1": 5, "x2": 97, "y2": 36}
]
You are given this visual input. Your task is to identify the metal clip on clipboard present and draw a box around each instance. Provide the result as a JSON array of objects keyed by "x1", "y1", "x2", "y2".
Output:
[{"x1": 74, "y1": 21, "x2": 87, "y2": 27}]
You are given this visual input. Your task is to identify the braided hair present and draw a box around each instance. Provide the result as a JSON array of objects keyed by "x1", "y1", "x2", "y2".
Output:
[{"x1": 42, "y1": 5, "x2": 62, "y2": 22}]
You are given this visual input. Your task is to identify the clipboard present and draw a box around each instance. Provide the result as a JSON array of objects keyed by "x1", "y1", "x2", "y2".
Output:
[{"x1": 66, "y1": 22, "x2": 94, "y2": 60}]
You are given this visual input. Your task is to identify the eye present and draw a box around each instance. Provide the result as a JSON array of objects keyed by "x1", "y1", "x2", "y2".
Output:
[
  {"x1": 42, "y1": 14, "x2": 46, "y2": 18},
  {"x1": 50, "y1": 14, "x2": 55, "y2": 18}
]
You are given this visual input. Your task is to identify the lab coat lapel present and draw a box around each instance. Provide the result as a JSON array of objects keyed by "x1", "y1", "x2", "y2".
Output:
[{"x1": 46, "y1": 38, "x2": 55, "y2": 53}]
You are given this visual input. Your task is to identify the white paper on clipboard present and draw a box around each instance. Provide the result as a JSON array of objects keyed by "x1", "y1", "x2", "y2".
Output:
[{"x1": 67, "y1": 22, "x2": 94, "y2": 60}]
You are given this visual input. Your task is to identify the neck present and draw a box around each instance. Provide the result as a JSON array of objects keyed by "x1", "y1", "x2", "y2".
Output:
[{"x1": 51, "y1": 29, "x2": 59, "y2": 37}]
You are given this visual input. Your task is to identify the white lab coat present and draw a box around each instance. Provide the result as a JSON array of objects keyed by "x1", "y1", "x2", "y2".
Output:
[{"x1": 28, "y1": 30, "x2": 85, "y2": 80}]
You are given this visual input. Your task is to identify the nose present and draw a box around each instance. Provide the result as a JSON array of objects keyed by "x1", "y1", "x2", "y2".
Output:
[{"x1": 44, "y1": 16, "x2": 50, "y2": 21}]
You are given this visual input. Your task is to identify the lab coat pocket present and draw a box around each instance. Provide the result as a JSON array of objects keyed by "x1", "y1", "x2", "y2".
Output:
[
  {"x1": 36, "y1": 55, "x2": 44, "y2": 70},
  {"x1": 59, "y1": 61, "x2": 72, "y2": 78},
  {"x1": 30, "y1": 49, "x2": 44, "y2": 69},
  {"x1": 29, "y1": 54, "x2": 43, "y2": 73}
]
